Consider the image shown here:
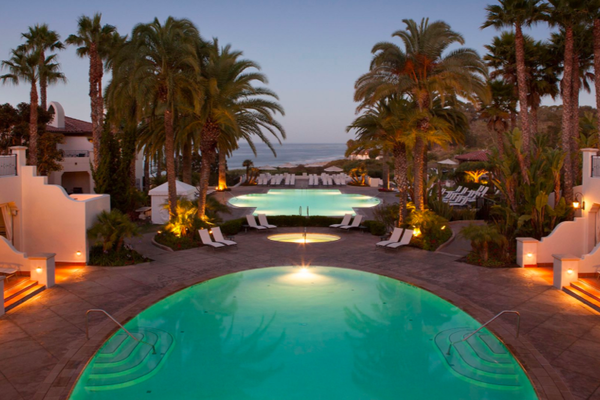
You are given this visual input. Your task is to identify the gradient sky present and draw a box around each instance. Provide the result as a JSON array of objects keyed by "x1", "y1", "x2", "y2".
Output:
[{"x1": 0, "y1": 0, "x2": 595, "y2": 143}]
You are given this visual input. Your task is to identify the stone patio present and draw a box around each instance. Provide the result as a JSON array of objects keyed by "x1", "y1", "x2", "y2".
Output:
[{"x1": 1, "y1": 226, "x2": 600, "y2": 399}]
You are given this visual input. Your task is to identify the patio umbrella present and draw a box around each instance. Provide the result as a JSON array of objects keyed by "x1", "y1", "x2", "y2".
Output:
[
  {"x1": 437, "y1": 158, "x2": 458, "y2": 166},
  {"x1": 324, "y1": 166, "x2": 343, "y2": 173}
]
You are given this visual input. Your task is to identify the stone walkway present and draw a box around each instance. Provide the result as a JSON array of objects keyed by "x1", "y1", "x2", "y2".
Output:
[{"x1": 2, "y1": 228, "x2": 600, "y2": 399}]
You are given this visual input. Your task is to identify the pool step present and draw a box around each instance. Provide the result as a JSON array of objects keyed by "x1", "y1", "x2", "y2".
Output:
[
  {"x1": 435, "y1": 327, "x2": 523, "y2": 389},
  {"x1": 4, "y1": 279, "x2": 45, "y2": 312},
  {"x1": 563, "y1": 280, "x2": 600, "y2": 312},
  {"x1": 84, "y1": 328, "x2": 173, "y2": 391}
]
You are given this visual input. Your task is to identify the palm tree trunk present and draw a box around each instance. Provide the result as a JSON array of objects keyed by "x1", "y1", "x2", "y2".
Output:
[
  {"x1": 495, "y1": 128, "x2": 504, "y2": 159},
  {"x1": 531, "y1": 105, "x2": 538, "y2": 138},
  {"x1": 198, "y1": 120, "x2": 220, "y2": 218},
  {"x1": 413, "y1": 136, "x2": 426, "y2": 211},
  {"x1": 394, "y1": 143, "x2": 408, "y2": 226},
  {"x1": 595, "y1": 18, "x2": 600, "y2": 146},
  {"x1": 89, "y1": 44, "x2": 101, "y2": 170},
  {"x1": 515, "y1": 24, "x2": 532, "y2": 159},
  {"x1": 28, "y1": 81, "x2": 39, "y2": 166},
  {"x1": 182, "y1": 140, "x2": 192, "y2": 184},
  {"x1": 164, "y1": 108, "x2": 177, "y2": 217},
  {"x1": 155, "y1": 148, "x2": 163, "y2": 183},
  {"x1": 143, "y1": 148, "x2": 149, "y2": 192},
  {"x1": 218, "y1": 149, "x2": 228, "y2": 190},
  {"x1": 39, "y1": 49, "x2": 47, "y2": 111},
  {"x1": 381, "y1": 151, "x2": 389, "y2": 190},
  {"x1": 571, "y1": 52, "x2": 581, "y2": 184},
  {"x1": 561, "y1": 25, "x2": 575, "y2": 205}
]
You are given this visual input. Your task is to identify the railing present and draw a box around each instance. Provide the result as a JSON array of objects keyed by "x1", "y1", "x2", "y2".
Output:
[
  {"x1": 447, "y1": 310, "x2": 520, "y2": 355},
  {"x1": 592, "y1": 156, "x2": 600, "y2": 177},
  {"x1": 63, "y1": 150, "x2": 90, "y2": 158},
  {"x1": 85, "y1": 309, "x2": 156, "y2": 354},
  {"x1": 0, "y1": 155, "x2": 17, "y2": 177}
]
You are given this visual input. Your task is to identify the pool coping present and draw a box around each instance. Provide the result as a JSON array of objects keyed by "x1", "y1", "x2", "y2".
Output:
[{"x1": 36, "y1": 265, "x2": 572, "y2": 400}]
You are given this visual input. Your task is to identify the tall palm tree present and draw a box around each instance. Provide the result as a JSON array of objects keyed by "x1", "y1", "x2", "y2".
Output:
[
  {"x1": 1, "y1": 47, "x2": 41, "y2": 165},
  {"x1": 546, "y1": 0, "x2": 586, "y2": 203},
  {"x1": 588, "y1": 0, "x2": 600, "y2": 144},
  {"x1": 482, "y1": 0, "x2": 549, "y2": 156},
  {"x1": 479, "y1": 79, "x2": 516, "y2": 158},
  {"x1": 66, "y1": 13, "x2": 117, "y2": 169},
  {"x1": 124, "y1": 17, "x2": 202, "y2": 217},
  {"x1": 20, "y1": 24, "x2": 65, "y2": 110},
  {"x1": 192, "y1": 41, "x2": 284, "y2": 218},
  {"x1": 355, "y1": 18, "x2": 488, "y2": 211}
]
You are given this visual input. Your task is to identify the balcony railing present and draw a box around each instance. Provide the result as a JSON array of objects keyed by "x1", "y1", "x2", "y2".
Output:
[
  {"x1": 0, "y1": 155, "x2": 17, "y2": 177},
  {"x1": 592, "y1": 156, "x2": 600, "y2": 178},
  {"x1": 63, "y1": 150, "x2": 90, "y2": 158}
]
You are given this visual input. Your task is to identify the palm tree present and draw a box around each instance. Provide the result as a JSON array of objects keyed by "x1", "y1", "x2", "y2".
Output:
[
  {"x1": 88, "y1": 209, "x2": 140, "y2": 252},
  {"x1": 1, "y1": 47, "x2": 41, "y2": 165},
  {"x1": 66, "y1": 13, "x2": 117, "y2": 169},
  {"x1": 20, "y1": 24, "x2": 65, "y2": 110},
  {"x1": 192, "y1": 41, "x2": 284, "y2": 218},
  {"x1": 588, "y1": 0, "x2": 600, "y2": 144},
  {"x1": 546, "y1": 0, "x2": 586, "y2": 203},
  {"x1": 242, "y1": 159, "x2": 253, "y2": 183},
  {"x1": 355, "y1": 18, "x2": 488, "y2": 211},
  {"x1": 482, "y1": 0, "x2": 549, "y2": 156},
  {"x1": 125, "y1": 17, "x2": 202, "y2": 217},
  {"x1": 479, "y1": 80, "x2": 516, "y2": 158}
]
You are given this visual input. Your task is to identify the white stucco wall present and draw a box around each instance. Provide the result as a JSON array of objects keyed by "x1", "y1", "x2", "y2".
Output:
[{"x1": 58, "y1": 136, "x2": 93, "y2": 153}]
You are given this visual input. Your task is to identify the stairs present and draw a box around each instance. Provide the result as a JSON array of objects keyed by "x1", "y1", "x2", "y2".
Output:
[
  {"x1": 3, "y1": 279, "x2": 45, "y2": 312},
  {"x1": 84, "y1": 328, "x2": 173, "y2": 391},
  {"x1": 564, "y1": 280, "x2": 600, "y2": 312},
  {"x1": 435, "y1": 327, "x2": 524, "y2": 389}
]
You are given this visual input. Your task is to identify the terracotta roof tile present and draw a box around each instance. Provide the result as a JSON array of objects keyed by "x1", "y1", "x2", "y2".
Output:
[
  {"x1": 46, "y1": 116, "x2": 92, "y2": 136},
  {"x1": 454, "y1": 150, "x2": 490, "y2": 162}
]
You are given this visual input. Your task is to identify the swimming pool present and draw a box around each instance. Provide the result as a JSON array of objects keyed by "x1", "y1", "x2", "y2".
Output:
[
  {"x1": 268, "y1": 232, "x2": 341, "y2": 243},
  {"x1": 70, "y1": 267, "x2": 536, "y2": 399},
  {"x1": 228, "y1": 189, "x2": 380, "y2": 216}
]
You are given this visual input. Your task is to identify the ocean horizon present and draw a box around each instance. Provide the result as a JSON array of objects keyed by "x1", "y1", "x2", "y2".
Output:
[{"x1": 227, "y1": 142, "x2": 347, "y2": 170}]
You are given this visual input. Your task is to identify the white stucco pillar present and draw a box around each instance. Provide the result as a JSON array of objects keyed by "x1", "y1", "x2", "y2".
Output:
[
  {"x1": 29, "y1": 253, "x2": 56, "y2": 287},
  {"x1": 552, "y1": 254, "x2": 579, "y2": 289},
  {"x1": 516, "y1": 238, "x2": 539, "y2": 267},
  {"x1": 10, "y1": 146, "x2": 27, "y2": 175}
]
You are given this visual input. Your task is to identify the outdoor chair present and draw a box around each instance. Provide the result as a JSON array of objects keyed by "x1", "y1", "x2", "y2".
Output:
[
  {"x1": 211, "y1": 227, "x2": 237, "y2": 246},
  {"x1": 339, "y1": 214, "x2": 363, "y2": 230},
  {"x1": 386, "y1": 229, "x2": 414, "y2": 249},
  {"x1": 246, "y1": 214, "x2": 268, "y2": 230},
  {"x1": 330, "y1": 214, "x2": 351, "y2": 228},
  {"x1": 258, "y1": 214, "x2": 277, "y2": 229},
  {"x1": 376, "y1": 227, "x2": 403, "y2": 247},
  {"x1": 199, "y1": 229, "x2": 225, "y2": 248}
]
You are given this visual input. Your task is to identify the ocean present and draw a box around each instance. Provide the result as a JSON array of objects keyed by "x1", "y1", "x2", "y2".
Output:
[{"x1": 227, "y1": 142, "x2": 347, "y2": 170}]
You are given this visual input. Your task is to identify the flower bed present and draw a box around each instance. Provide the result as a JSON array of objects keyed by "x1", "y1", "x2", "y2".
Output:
[{"x1": 89, "y1": 245, "x2": 149, "y2": 267}]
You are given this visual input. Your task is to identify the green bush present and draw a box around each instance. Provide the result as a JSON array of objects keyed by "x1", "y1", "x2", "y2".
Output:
[
  {"x1": 155, "y1": 230, "x2": 200, "y2": 251},
  {"x1": 220, "y1": 219, "x2": 243, "y2": 236},
  {"x1": 89, "y1": 245, "x2": 149, "y2": 266},
  {"x1": 362, "y1": 220, "x2": 387, "y2": 236},
  {"x1": 428, "y1": 197, "x2": 453, "y2": 220},
  {"x1": 408, "y1": 209, "x2": 452, "y2": 251},
  {"x1": 451, "y1": 208, "x2": 477, "y2": 221}
]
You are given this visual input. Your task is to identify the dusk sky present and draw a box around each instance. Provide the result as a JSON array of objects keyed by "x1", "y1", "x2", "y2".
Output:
[{"x1": 0, "y1": 0, "x2": 595, "y2": 144}]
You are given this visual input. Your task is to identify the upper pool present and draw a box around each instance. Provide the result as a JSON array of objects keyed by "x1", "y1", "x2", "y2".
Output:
[
  {"x1": 228, "y1": 189, "x2": 380, "y2": 216},
  {"x1": 70, "y1": 267, "x2": 536, "y2": 400}
]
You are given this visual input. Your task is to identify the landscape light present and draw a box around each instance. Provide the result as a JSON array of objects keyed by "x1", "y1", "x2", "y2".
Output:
[
  {"x1": 567, "y1": 268, "x2": 574, "y2": 275},
  {"x1": 36, "y1": 267, "x2": 42, "y2": 273},
  {"x1": 76, "y1": 250, "x2": 82, "y2": 256}
]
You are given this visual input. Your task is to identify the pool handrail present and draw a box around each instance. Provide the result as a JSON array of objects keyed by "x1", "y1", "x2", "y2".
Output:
[
  {"x1": 447, "y1": 310, "x2": 520, "y2": 355},
  {"x1": 85, "y1": 308, "x2": 156, "y2": 354}
]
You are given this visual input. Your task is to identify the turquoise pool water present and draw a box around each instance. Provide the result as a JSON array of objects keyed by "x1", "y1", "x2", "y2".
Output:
[
  {"x1": 70, "y1": 267, "x2": 537, "y2": 400},
  {"x1": 228, "y1": 189, "x2": 380, "y2": 216}
]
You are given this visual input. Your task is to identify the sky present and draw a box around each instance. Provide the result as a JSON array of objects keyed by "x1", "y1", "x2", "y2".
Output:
[{"x1": 0, "y1": 0, "x2": 596, "y2": 144}]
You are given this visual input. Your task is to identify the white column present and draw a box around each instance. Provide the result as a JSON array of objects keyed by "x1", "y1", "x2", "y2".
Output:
[
  {"x1": 552, "y1": 254, "x2": 579, "y2": 289},
  {"x1": 516, "y1": 238, "x2": 539, "y2": 267},
  {"x1": 28, "y1": 253, "x2": 56, "y2": 287}
]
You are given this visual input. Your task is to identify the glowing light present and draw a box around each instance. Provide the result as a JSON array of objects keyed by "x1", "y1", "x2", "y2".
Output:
[
  {"x1": 413, "y1": 227, "x2": 422, "y2": 237},
  {"x1": 441, "y1": 226, "x2": 446, "y2": 230},
  {"x1": 567, "y1": 268, "x2": 574, "y2": 275},
  {"x1": 76, "y1": 251, "x2": 82, "y2": 257},
  {"x1": 36, "y1": 267, "x2": 42, "y2": 273},
  {"x1": 573, "y1": 201, "x2": 580, "y2": 209},
  {"x1": 526, "y1": 253, "x2": 533, "y2": 258}
]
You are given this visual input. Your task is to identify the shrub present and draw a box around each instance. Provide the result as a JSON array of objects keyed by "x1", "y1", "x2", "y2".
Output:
[
  {"x1": 155, "y1": 230, "x2": 200, "y2": 251},
  {"x1": 460, "y1": 223, "x2": 507, "y2": 262},
  {"x1": 407, "y1": 209, "x2": 451, "y2": 251},
  {"x1": 220, "y1": 219, "x2": 243, "y2": 236},
  {"x1": 451, "y1": 207, "x2": 477, "y2": 221},
  {"x1": 428, "y1": 197, "x2": 453, "y2": 220},
  {"x1": 89, "y1": 245, "x2": 149, "y2": 267},
  {"x1": 372, "y1": 203, "x2": 399, "y2": 233},
  {"x1": 362, "y1": 220, "x2": 387, "y2": 236},
  {"x1": 88, "y1": 209, "x2": 140, "y2": 251}
]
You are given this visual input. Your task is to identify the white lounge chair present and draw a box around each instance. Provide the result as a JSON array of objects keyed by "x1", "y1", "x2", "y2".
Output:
[
  {"x1": 199, "y1": 229, "x2": 225, "y2": 248},
  {"x1": 330, "y1": 214, "x2": 352, "y2": 228},
  {"x1": 376, "y1": 227, "x2": 403, "y2": 247},
  {"x1": 258, "y1": 214, "x2": 277, "y2": 229},
  {"x1": 211, "y1": 227, "x2": 237, "y2": 246},
  {"x1": 339, "y1": 214, "x2": 363, "y2": 230},
  {"x1": 387, "y1": 229, "x2": 414, "y2": 248},
  {"x1": 246, "y1": 214, "x2": 267, "y2": 230}
]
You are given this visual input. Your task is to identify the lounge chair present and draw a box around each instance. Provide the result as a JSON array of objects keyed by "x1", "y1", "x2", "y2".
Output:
[
  {"x1": 246, "y1": 214, "x2": 267, "y2": 230},
  {"x1": 376, "y1": 227, "x2": 403, "y2": 247},
  {"x1": 387, "y1": 229, "x2": 414, "y2": 248},
  {"x1": 339, "y1": 214, "x2": 363, "y2": 230},
  {"x1": 199, "y1": 229, "x2": 225, "y2": 248},
  {"x1": 330, "y1": 214, "x2": 351, "y2": 228},
  {"x1": 211, "y1": 227, "x2": 237, "y2": 246},
  {"x1": 258, "y1": 214, "x2": 277, "y2": 229}
]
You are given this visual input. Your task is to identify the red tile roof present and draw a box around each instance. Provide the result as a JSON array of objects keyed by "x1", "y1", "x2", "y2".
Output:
[
  {"x1": 46, "y1": 116, "x2": 92, "y2": 136},
  {"x1": 454, "y1": 150, "x2": 490, "y2": 162}
]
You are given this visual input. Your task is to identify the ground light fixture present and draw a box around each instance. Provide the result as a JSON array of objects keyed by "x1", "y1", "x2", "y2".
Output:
[
  {"x1": 76, "y1": 250, "x2": 82, "y2": 257},
  {"x1": 567, "y1": 268, "x2": 574, "y2": 275}
]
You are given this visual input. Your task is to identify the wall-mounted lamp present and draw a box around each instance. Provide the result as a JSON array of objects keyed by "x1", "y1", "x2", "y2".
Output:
[
  {"x1": 76, "y1": 250, "x2": 82, "y2": 257},
  {"x1": 573, "y1": 193, "x2": 585, "y2": 210},
  {"x1": 526, "y1": 253, "x2": 533, "y2": 258},
  {"x1": 36, "y1": 267, "x2": 42, "y2": 274},
  {"x1": 567, "y1": 268, "x2": 574, "y2": 275}
]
